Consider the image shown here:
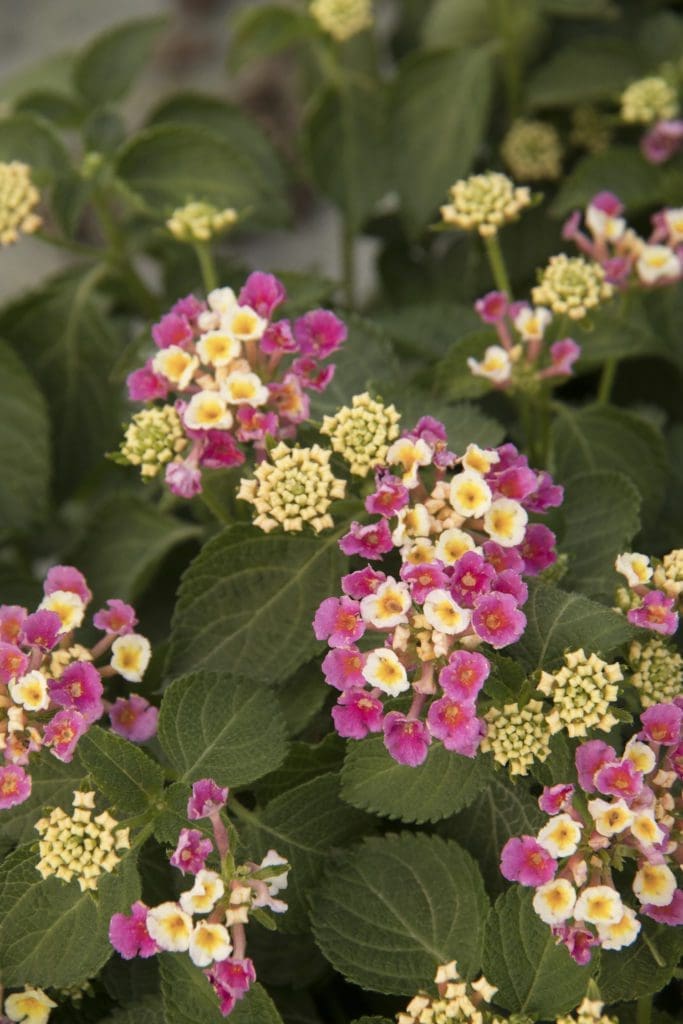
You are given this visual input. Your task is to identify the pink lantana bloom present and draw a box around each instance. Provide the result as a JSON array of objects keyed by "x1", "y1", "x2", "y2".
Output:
[
  {"x1": 628, "y1": 591, "x2": 678, "y2": 635},
  {"x1": 260, "y1": 320, "x2": 297, "y2": 355},
  {"x1": 475, "y1": 290, "x2": 508, "y2": 324},
  {"x1": 294, "y1": 309, "x2": 347, "y2": 358},
  {"x1": 43, "y1": 709, "x2": 87, "y2": 762},
  {"x1": 410, "y1": 417, "x2": 456, "y2": 468},
  {"x1": 331, "y1": 688, "x2": 383, "y2": 739},
  {"x1": 539, "y1": 783, "x2": 575, "y2": 816},
  {"x1": 525, "y1": 474, "x2": 564, "y2": 514},
  {"x1": 152, "y1": 311, "x2": 193, "y2": 349},
  {"x1": 322, "y1": 646, "x2": 367, "y2": 689},
  {"x1": 472, "y1": 592, "x2": 526, "y2": 648},
  {"x1": 172, "y1": 294, "x2": 204, "y2": 320},
  {"x1": 188, "y1": 778, "x2": 229, "y2": 820},
  {"x1": 239, "y1": 271, "x2": 286, "y2": 318},
  {"x1": 291, "y1": 356, "x2": 334, "y2": 392},
  {"x1": 640, "y1": 703, "x2": 683, "y2": 746},
  {"x1": 49, "y1": 662, "x2": 103, "y2": 724},
  {"x1": 427, "y1": 697, "x2": 483, "y2": 757},
  {"x1": 383, "y1": 712, "x2": 431, "y2": 766},
  {"x1": 0, "y1": 604, "x2": 26, "y2": 643},
  {"x1": 439, "y1": 649, "x2": 490, "y2": 701},
  {"x1": 365, "y1": 473, "x2": 410, "y2": 518},
  {"x1": 517, "y1": 523, "x2": 557, "y2": 575},
  {"x1": 206, "y1": 957, "x2": 256, "y2": 1015},
  {"x1": 339, "y1": 520, "x2": 393, "y2": 559},
  {"x1": 0, "y1": 764, "x2": 31, "y2": 809},
  {"x1": 165, "y1": 460, "x2": 202, "y2": 499},
  {"x1": 127, "y1": 361, "x2": 169, "y2": 401},
  {"x1": 641, "y1": 119, "x2": 683, "y2": 164},
  {"x1": 575, "y1": 739, "x2": 616, "y2": 792},
  {"x1": 548, "y1": 339, "x2": 581, "y2": 375},
  {"x1": 594, "y1": 759, "x2": 643, "y2": 801},
  {"x1": 500, "y1": 836, "x2": 557, "y2": 886},
  {"x1": 401, "y1": 562, "x2": 449, "y2": 604},
  {"x1": 313, "y1": 597, "x2": 365, "y2": 648},
  {"x1": 44, "y1": 564, "x2": 92, "y2": 604},
  {"x1": 450, "y1": 552, "x2": 496, "y2": 608},
  {"x1": 642, "y1": 889, "x2": 683, "y2": 925},
  {"x1": 203, "y1": 430, "x2": 246, "y2": 469},
  {"x1": 93, "y1": 599, "x2": 138, "y2": 636},
  {"x1": 170, "y1": 828, "x2": 213, "y2": 875},
  {"x1": 495, "y1": 466, "x2": 539, "y2": 503},
  {"x1": 491, "y1": 569, "x2": 528, "y2": 606},
  {"x1": 552, "y1": 924, "x2": 599, "y2": 966},
  {"x1": 482, "y1": 542, "x2": 524, "y2": 575},
  {"x1": 0, "y1": 642, "x2": 28, "y2": 684},
  {"x1": 341, "y1": 567, "x2": 386, "y2": 599},
  {"x1": 20, "y1": 610, "x2": 62, "y2": 651},
  {"x1": 109, "y1": 695, "x2": 159, "y2": 743},
  {"x1": 109, "y1": 901, "x2": 159, "y2": 959}
]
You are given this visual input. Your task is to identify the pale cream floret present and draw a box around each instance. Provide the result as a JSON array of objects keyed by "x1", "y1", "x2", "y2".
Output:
[
  {"x1": 636, "y1": 245, "x2": 681, "y2": 285},
  {"x1": 532, "y1": 878, "x2": 576, "y2": 925},
  {"x1": 8, "y1": 670, "x2": 49, "y2": 712},
  {"x1": 450, "y1": 470, "x2": 493, "y2": 519},
  {"x1": 513, "y1": 306, "x2": 552, "y2": 342},
  {"x1": 615, "y1": 552, "x2": 652, "y2": 587},
  {"x1": 146, "y1": 902, "x2": 193, "y2": 952},
  {"x1": 536, "y1": 813, "x2": 582, "y2": 858},
  {"x1": 401, "y1": 539, "x2": 437, "y2": 565},
  {"x1": 362, "y1": 649, "x2": 409, "y2": 695},
  {"x1": 386, "y1": 437, "x2": 432, "y2": 488},
  {"x1": 152, "y1": 345, "x2": 198, "y2": 389},
  {"x1": 588, "y1": 798, "x2": 634, "y2": 837},
  {"x1": 196, "y1": 330, "x2": 242, "y2": 367},
  {"x1": 392, "y1": 504, "x2": 431, "y2": 546},
  {"x1": 664, "y1": 208, "x2": 683, "y2": 245},
  {"x1": 4, "y1": 987, "x2": 57, "y2": 1024},
  {"x1": 222, "y1": 371, "x2": 269, "y2": 407},
  {"x1": 184, "y1": 390, "x2": 234, "y2": 431},
  {"x1": 222, "y1": 304, "x2": 268, "y2": 342},
  {"x1": 423, "y1": 589, "x2": 471, "y2": 635},
  {"x1": 574, "y1": 885, "x2": 623, "y2": 925},
  {"x1": 189, "y1": 921, "x2": 233, "y2": 967},
  {"x1": 586, "y1": 205, "x2": 626, "y2": 242},
  {"x1": 597, "y1": 906, "x2": 641, "y2": 950},
  {"x1": 179, "y1": 869, "x2": 225, "y2": 915},
  {"x1": 360, "y1": 579, "x2": 411, "y2": 628},
  {"x1": 623, "y1": 738, "x2": 656, "y2": 775},
  {"x1": 435, "y1": 528, "x2": 476, "y2": 565},
  {"x1": 110, "y1": 633, "x2": 152, "y2": 683},
  {"x1": 631, "y1": 812, "x2": 665, "y2": 848},
  {"x1": 39, "y1": 591, "x2": 85, "y2": 633},
  {"x1": 484, "y1": 498, "x2": 528, "y2": 547},
  {"x1": 207, "y1": 286, "x2": 238, "y2": 317},
  {"x1": 633, "y1": 862, "x2": 677, "y2": 906},
  {"x1": 461, "y1": 444, "x2": 500, "y2": 475},
  {"x1": 467, "y1": 345, "x2": 511, "y2": 384}
]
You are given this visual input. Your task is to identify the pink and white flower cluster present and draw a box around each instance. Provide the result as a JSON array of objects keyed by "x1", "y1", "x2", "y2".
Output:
[
  {"x1": 0, "y1": 565, "x2": 155, "y2": 811},
  {"x1": 469, "y1": 290, "x2": 581, "y2": 388},
  {"x1": 563, "y1": 192, "x2": 683, "y2": 291},
  {"x1": 500, "y1": 701, "x2": 683, "y2": 964},
  {"x1": 615, "y1": 551, "x2": 680, "y2": 636},
  {"x1": 314, "y1": 422, "x2": 562, "y2": 767},
  {"x1": 125, "y1": 272, "x2": 347, "y2": 498},
  {"x1": 109, "y1": 779, "x2": 289, "y2": 1017}
]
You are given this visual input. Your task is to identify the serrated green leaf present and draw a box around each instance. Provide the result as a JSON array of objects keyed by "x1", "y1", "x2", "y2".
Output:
[
  {"x1": 312, "y1": 833, "x2": 489, "y2": 994},
  {"x1": 373, "y1": 302, "x2": 480, "y2": 361},
  {"x1": 245, "y1": 924, "x2": 329, "y2": 990},
  {"x1": 255, "y1": 734, "x2": 345, "y2": 803},
  {"x1": 308, "y1": 314, "x2": 400, "y2": 418},
  {"x1": 0, "y1": 339, "x2": 50, "y2": 532},
  {"x1": 551, "y1": 148, "x2": 665, "y2": 217},
  {"x1": 0, "y1": 845, "x2": 139, "y2": 988},
  {"x1": 435, "y1": 330, "x2": 495, "y2": 401},
  {"x1": 79, "y1": 726, "x2": 164, "y2": 818},
  {"x1": 166, "y1": 524, "x2": 347, "y2": 683},
  {"x1": 229, "y1": 5, "x2": 316, "y2": 71},
  {"x1": 161, "y1": 955, "x2": 284, "y2": 1024},
  {"x1": 483, "y1": 888, "x2": 592, "y2": 1016},
  {"x1": 158, "y1": 671, "x2": 288, "y2": 787},
  {"x1": 596, "y1": 919, "x2": 683, "y2": 1002},
  {"x1": 98, "y1": 995, "x2": 164, "y2": 1024},
  {"x1": 560, "y1": 471, "x2": 641, "y2": 599},
  {"x1": 235, "y1": 772, "x2": 370, "y2": 932},
  {"x1": 0, "y1": 112, "x2": 71, "y2": 179},
  {"x1": 0, "y1": 749, "x2": 84, "y2": 848},
  {"x1": 341, "y1": 737, "x2": 491, "y2": 824},
  {"x1": 527, "y1": 39, "x2": 641, "y2": 109},
  {"x1": 73, "y1": 17, "x2": 166, "y2": 106},
  {"x1": 390, "y1": 394, "x2": 505, "y2": 451},
  {"x1": 275, "y1": 658, "x2": 330, "y2": 737},
  {"x1": 511, "y1": 581, "x2": 636, "y2": 670}
]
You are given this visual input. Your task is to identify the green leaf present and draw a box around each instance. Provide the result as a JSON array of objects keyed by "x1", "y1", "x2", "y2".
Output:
[
  {"x1": 391, "y1": 394, "x2": 505, "y2": 451},
  {"x1": 0, "y1": 339, "x2": 50, "y2": 532},
  {"x1": 0, "y1": 112, "x2": 71, "y2": 179},
  {"x1": 391, "y1": 46, "x2": 494, "y2": 235},
  {"x1": 560, "y1": 471, "x2": 641, "y2": 599},
  {"x1": 0, "y1": 845, "x2": 139, "y2": 988},
  {"x1": 551, "y1": 148, "x2": 665, "y2": 217},
  {"x1": 98, "y1": 996, "x2": 165, "y2": 1024},
  {"x1": 483, "y1": 888, "x2": 591, "y2": 1017},
  {"x1": 421, "y1": 0, "x2": 494, "y2": 49},
  {"x1": 527, "y1": 39, "x2": 641, "y2": 109},
  {"x1": 275, "y1": 658, "x2": 330, "y2": 737},
  {"x1": 158, "y1": 671, "x2": 288, "y2": 787},
  {"x1": 551, "y1": 404, "x2": 668, "y2": 524},
  {"x1": 166, "y1": 524, "x2": 347, "y2": 684},
  {"x1": 68, "y1": 494, "x2": 201, "y2": 608},
  {"x1": 236, "y1": 772, "x2": 370, "y2": 932},
  {"x1": 0, "y1": 750, "x2": 84, "y2": 849},
  {"x1": 308, "y1": 314, "x2": 400, "y2": 418},
  {"x1": 511, "y1": 581, "x2": 636, "y2": 671},
  {"x1": 341, "y1": 737, "x2": 491, "y2": 824},
  {"x1": 73, "y1": 17, "x2": 166, "y2": 106},
  {"x1": 255, "y1": 735, "x2": 345, "y2": 802},
  {"x1": 79, "y1": 726, "x2": 164, "y2": 818},
  {"x1": 573, "y1": 292, "x2": 675, "y2": 367},
  {"x1": 14, "y1": 89, "x2": 84, "y2": 128},
  {"x1": 161, "y1": 955, "x2": 284, "y2": 1024},
  {"x1": 435, "y1": 330, "x2": 495, "y2": 401},
  {"x1": 596, "y1": 919, "x2": 683, "y2": 1002},
  {"x1": 374, "y1": 302, "x2": 480, "y2": 361},
  {"x1": 229, "y1": 5, "x2": 316, "y2": 70},
  {"x1": 313, "y1": 833, "x2": 489, "y2": 994}
]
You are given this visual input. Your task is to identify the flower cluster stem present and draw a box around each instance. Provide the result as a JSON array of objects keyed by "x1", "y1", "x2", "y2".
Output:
[
  {"x1": 483, "y1": 233, "x2": 512, "y2": 297},
  {"x1": 193, "y1": 241, "x2": 219, "y2": 293}
]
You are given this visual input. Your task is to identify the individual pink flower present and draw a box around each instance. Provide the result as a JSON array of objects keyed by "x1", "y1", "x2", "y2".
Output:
[
  {"x1": 450, "y1": 552, "x2": 496, "y2": 608},
  {"x1": 0, "y1": 764, "x2": 31, "y2": 809},
  {"x1": 322, "y1": 646, "x2": 367, "y2": 689},
  {"x1": 640, "y1": 703, "x2": 683, "y2": 746},
  {"x1": 109, "y1": 901, "x2": 159, "y2": 959},
  {"x1": 475, "y1": 290, "x2": 508, "y2": 324},
  {"x1": 331, "y1": 687, "x2": 383, "y2": 739},
  {"x1": 365, "y1": 473, "x2": 410, "y2": 517},
  {"x1": 43, "y1": 709, "x2": 87, "y2": 762},
  {"x1": 548, "y1": 339, "x2": 581, "y2": 375},
  {"x1": 472, "y1": 592, "x2": 526, "y2": 648},
  {"x1": 525, "y1": 474, "x2": 564, "y2": 513},
  {"x1": 383, "y1": 712, "x2": 431, "y2": 766},
  {"x1": 482, "y1": 542, "x2": 524, "y2": 574},
  {"x1": 44, "y1": 564, "x2": 92, "y2": 604},
  {"x1": 491, "y1": 569, "x2": 528, "y2": 605},
  {"x1": 401, "y1": 562, "x2": 449, "y2": 604},
  {"x1": 341, "y1": 566, "x2": 386, "y2": 599},
  {"x1": 202, "y1": 430, "x2": 246, "y2": 469},
  {"x1": 269, "y1": 374, "x2": 310, "y2": 423},
  {"x1": 628, "y1": 591, "x2": 678, "y2": 635},
  {"x1": 291, "y1": 356, "x2": 335, "y2": 392},
  {"x1": 642, "y1": 889, "x2": 683, "y2": 925},
  {"x1": 239, "y1": 271, "x2": 286, "y2": 318},
  {"x1": 20, "y1": 610, "x2": 62, "y2": 651},
  {"x1": 339, "y1": 520, "x2": 393, "y2": 560},
  {"x1": 495, "y1": 466, "x2": 539, "y2": 503},
  {"x1": 552, "y1": 924, "x2": 599, "y2": 966},
  {"x1": 591, "y1": 191, "x2": 624, "y2": 218},
  {"x1": 500, "y1": 836, "x2": 557, "y2": 886},
  {"x1": 109, "y1": 695, "x2": 159, "y2": 742},
  {"x1": 426, "y1": 697, "x2": 483, "y2": 757},
  {"x1": 0, "y1": 642, "x2": 28, "y2": 684},
  {"x1": 575, "y1": 739, "x2": 616, "y2": 792},
  {"x1": 188, "y1": 778, "x2": 229, "y2": 820},
  {"x1": 170, "y1": 828, "x2": 213, "y2": 875},
  {"x1": 172, "y1": 294, "x2": 204, "y2": 320},
  {"x1": 260, "y1": 320, "x2": 297, "y2": 355},
  {"x1": 669, "y1": 742, "x2": 683, "y2": 779},
  {"x1": 518, "y1": 523, "x2": 557, "y2": 575},
  {"x1": 165, "y1": 461, "x2": 202, "y2": 499},
  {"x1": 539, "y1": 783, "x2": 575, "y2": 815},
  {"x1": 294, "y1": 309, "x2": 347, "y2": 358},
  {"x1": 439, "y1": 649, "x2": 490, "y2": 701},
  {"x1": 0, "y1": 605, "x2": 26, "y2": 643},
  {"x1": 234, "y1": 407, "x2": 278, "y2": 445},
  {"x1": 93, "y1": 599, "x2": 138, "y2": 636},
  {"x1": 313, "y1": 597, "x2": 365, "y2": 648},
  {"x1": 127, "y1": 361, "x2": 170, "y2": 401},
  {"x1": 152, "y1": 311, "x2": 193, "y2": 349},
  {"x1": 206, "y1": 957, "x2": 256, "y2": 1014},
  {"x1": 594, "y1": 759, "x2": 643, "y2": 801},
  {"x1": 641, "y1": 119, "x2": 683, "y2": 164},
  {"x1": 409, "y1": 417, "x2": 456, "y2": 468},
  {"x1": 49, "y1": 662, "x2": 103, "y2": 724}
]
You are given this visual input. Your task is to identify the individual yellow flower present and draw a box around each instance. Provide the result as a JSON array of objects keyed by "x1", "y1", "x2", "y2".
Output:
[
  {"x1": 222, "y1": 371, "x2": 269, "y2": 407},
  {"x1": 362, "y1": 649, "x2": 409, "y2": 695},
  {"x1": 152, "y1": 345, "x2": 199, "y2": 389},
  {"x1": 532, "y1": 254, "x2": 613, "y2": 320},
  {"x1": 8, "y1": 671, "x2": 49, "y2": 712},
  {"x1": 179, "y1": 869, "x2": 225, "y2": 915},
  {"x1": 360, "y1": 578, "x2": 411, "y2": 628},
  {"x1": 481, "y1": 699, "x2": 553, "y2": 776},
  {"x1": 483, "y1": 498, "x2": 528, "y2": 547},
  {"x1": 320, "y1": 392, "x2": 400, "y2": 477},
  {"x1": 0, "y1": 161, "x2": 42, "y2": 246},
  {"x1": 423, "y1": 589, "x2": 471, "y2": 635},
  {"x1": 196, "y1": 330, "x2": 241, "y2": 367},
  {"x1": 574, "y1": 885, "x2": 623, "y2": 925},
  {"x1": 309, "y1": 0, "x2": 373, "y2": 42},
  {"x1": 597, "y1": 906, "x2": 641, "y2": 951},
  {"x1": 435, "y1": 528, "x2": 476, "y2": 565},
  {"x1": 633, "y1": 862, "x2": 677, "y2": 906},
  {"x1": 627, "y1": 636, "x2": 683, "y2": 706},
  {"x1": 501, "y1": 119, "x2": 563, "y2": 181},
  {"x1": 467, "y1": 345, "x2": 513, "y2": 384},
  {"x1": 166, "y1": 201, "x2": 237, "y2": 243},
  {"x1": 441, "y1": 171, "x2": 532, "y2": 236},
  {"x1": 537, "y1": 648, "x2": 622, "y2": 737},
  {"x1": 146, "y1": 902, "x2": 193, "y2": 952},
  {"x1": 587, "y1": 797, "x2": 634, "y2": 838},
  {"x1": 39, "y1": 591, "x2": 85, "y2": 633},
  {"x1": 450, "y1": 470, "x2": 492, "y2": 519},
  {"x1": 615, "y1": 551, "x2": 652, "y2": 587},
  {"x1": 35, "y1": 791, "x2": 130, "y2": 891},
  {"x1": 117, "y1": 405, "x2": 189, "y2": 480},
  {"x1": 533, "y1": 878, "x2": 577, "y2": 925},
  {"x1": 621, "y1": 76, "x2": 679, "y2": 124},
  {"x1": 189, "y1": 921, "x2": 232, "y2": 967},
  {"x1": 386, "y1": 436, "x2": 432, "y2": 487},
  {"x1": 110, "y1": 633, "x2": 152, "y2": 683},
  {"x1": 4, "y1": 987, "x2": 56, "y2": 1024},
  {"x1": 184, "y1": 390, "x2": 234, "y2": 431},
  {"x1": 536, "y1": 813, "x2": 582, "y2": 858}
]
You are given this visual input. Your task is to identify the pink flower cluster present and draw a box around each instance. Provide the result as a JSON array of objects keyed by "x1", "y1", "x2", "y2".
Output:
[
  {"x1": 615, "y1": 552, "x2": 680, "y2": 636},
  {"x1": 126, "y1": 272, "x2": 346, "y2": 498},
  {"x1": 563, "y1": 192, "x2": 682, "y2": 290},
  {"x1": 500, "y1": 701, "x2": 683, "y2": 964},
  {"x1": 314, "y1": 424, "x2": 562, "y2": 767},
  {"x1": 109, "y1": 779, "x2": 289, "y2": 1017},
  {"x1": 641, "y1": 120, "x2": 683, "y2": 165},
  {"x1": 0, "y1": 566, "x2": 156, "y2": 811}
]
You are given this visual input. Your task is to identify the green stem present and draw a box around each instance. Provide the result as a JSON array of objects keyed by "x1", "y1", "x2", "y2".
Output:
[
  {"x1": 483, "y1": 233, "x2": 512, "y2": 297},
  {"x1": 636, "y1": 995, "x2": 652, "y2": 1024},
  {"x1": 597, "y1": 358, "x2": 617, "y2": 404},
  {"x1": 193, "y1": 242, "x2": 219, "y2": 293},
  {"x1": 342, "y1": 218, "x2": 356, "y2": 309}
]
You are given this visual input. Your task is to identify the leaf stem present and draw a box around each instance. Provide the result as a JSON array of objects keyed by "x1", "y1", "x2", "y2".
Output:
[
  {"x1": 636, "y1": 995, "x2": 652, "y2": 1024},
  {"x1": 193, "y1": 242, "x2": 219, "y2": 294},
  {"x1": 483, "y1": 233, "x2": 512, "y2": 297},
  {"x1": 342, "y1": 217, "x2": 356, "y2": 309},
  {"x1": 597, "y1": 358, "x2": 617, "y2": 404}
]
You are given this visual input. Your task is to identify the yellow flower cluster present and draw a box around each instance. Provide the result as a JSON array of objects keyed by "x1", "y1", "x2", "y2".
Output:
[
  {"x1": 309, "y1": 0, "x2": 373, "y2": 42},
  {"x1": 537, "y1": 649, "x2": 623, "y2": 738},
  {"x1": 320, "y1": 392, "x2": 400, "y2": 476},
  {"x1": 501, "y1": 119, "x2": 563, "y2": 182},
  {"x1": 570, "y1": 105, "x2": 613, "y2": 154},
  {"x1": 0, "y1": 161, "x2": 42, "y2": 246},
  {"x1": 167, "y1": 201, "x2": 238, "y2": 243},
  {"x1": 628, "y1": 637, "x2": 683, "y2": 707},
  {"x1": 653, "y1": 548, "x2": 683, "y2": 599},
  {"x1": 557, "y1": 998, "x2": 618, "y2": 1024},
  {"x1": 238, "y1": 442, "x2": 346, "y2": 533},
  {"x1": 620, "y1": 76, "x2": 679, "y2": 124},
  {"x1": 441, "y1": 172, "x2": 531, "y2": 237},
  {"x1": 35, "y1": 791, "x2": 130, "y2": 892},
  {"x1": 532, "y1": 254, "x2": 613, "y2": 320},
  {"x1": 397, "y1": 961, "x2": 500, "y2": 1024},
  {"x1": 118, "y1": 405, "x2": 188, "y2": 479},
  {"x1": 481, "y1": 699, "x2": 552, "y2": 777}
]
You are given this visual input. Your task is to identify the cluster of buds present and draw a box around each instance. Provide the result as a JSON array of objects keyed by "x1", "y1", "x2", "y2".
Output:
[
  {"x1": 615, "y1": 551, "x2": 681, "y2": 636},
  {"x1": 531, "y1": 254, "x2": 613, "y2": 321},
  {"x1": 481, "y1": 698, "x2": 553, "y2": 777},
  {"x1": 35, "y1": 790, "x2": 129, "y2": 892},
  {"x1": 0, "y1": 565, "x2": 155, "y2": 811},
  {"x1": 320, "y1": 392, "x2": 401, "y2": 477},
  {"x1": 619, "y1": 76, "x2": 683, "y2": 165},
  {"x1": 557, "y1": 999, "x2": 618, "y2": 1024},
  {"x1": 2, "y1": 987, "x2": 56, "y2": 1024},
  {"x1": 468, "y1": 290, "x2": 581, "y2": 390},
  {"x1": 109, "y1": 779, "x2": 289, "y2": 1018},
  {"x1": 166, "y1": 202, "x2": 238, "y2": 243},
  {"x1": 563, "y1": 192, "x2": 682, "y2": 290},
  {"x1": 313, "y1": 419, "x2": 563, "y2": 766},
  {"x1": 570, "y1": 105, "x2": 613, "y2": 155},
  {"x1": 440, "y1": 172, "x2": 532, "y2": 237},
  {"x1": 537, "y1": 649, "x2": 623, "y2": 738},
  {"x1": 627, "y1": 637, "x2": 682, "y2": 708},
  {"x1": 120, "y1": 273, "x2": 347, "y2": 498},
  {"x1": 500, "y1": 119, "x2": 564, "y2": 182},
  {"x1": 0, "y1": 161, "x2": 42, "y2": 246},
  {"x1": 397, "y1": 961, "x2": 500, "y2": 1024},
  {"x1": 500, "y1": 701, "x2": 683, "y2": 964},
  {"x1": 309, "y1": 0, "x2": 373, "y2": 42}
]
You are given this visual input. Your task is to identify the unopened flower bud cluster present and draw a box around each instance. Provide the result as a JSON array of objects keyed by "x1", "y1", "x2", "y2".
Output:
[
  {"x1": 320, "y1": 392, "x2": 401, "y2": 476},
  {"x1": 167, "y1": 202, "x2": 238, "y2": 243},
  {"x1": 501, "y1": 120, "x2": 563, "y2": 182},
  {"x1": 537, "y1": 649, "x2": 623, "y2": 738},
  {"x1": 397, "y1": 961, "x2": 501, "y2": 1024},
  {"x1": 620, "y1": 76, "x2": 679, "y2": 124},
  {"x1": 532, "y1": 254, "x2": 613, "y2": 320},
  {"x1": 117, "y1": 405, "x2": 189, "y2": 479},
  {"x1": 441, "y1": 172, "x2": 532, "y2": 237},
  {"x1": 35, "y1": 791, "x2": 130, "y2": 891},
  {"x1": 0, "y1": 161, "x2": 42, "y2": 246},
  {"x1": 628, "y1": 637, "x2": 682, "y2": 707},
  {"x1": 309, "y1": 0, "x2": 373, "y2": 42},
  {"x1": 481, "y1": 699, "x2": 553, "y2": 777}
]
